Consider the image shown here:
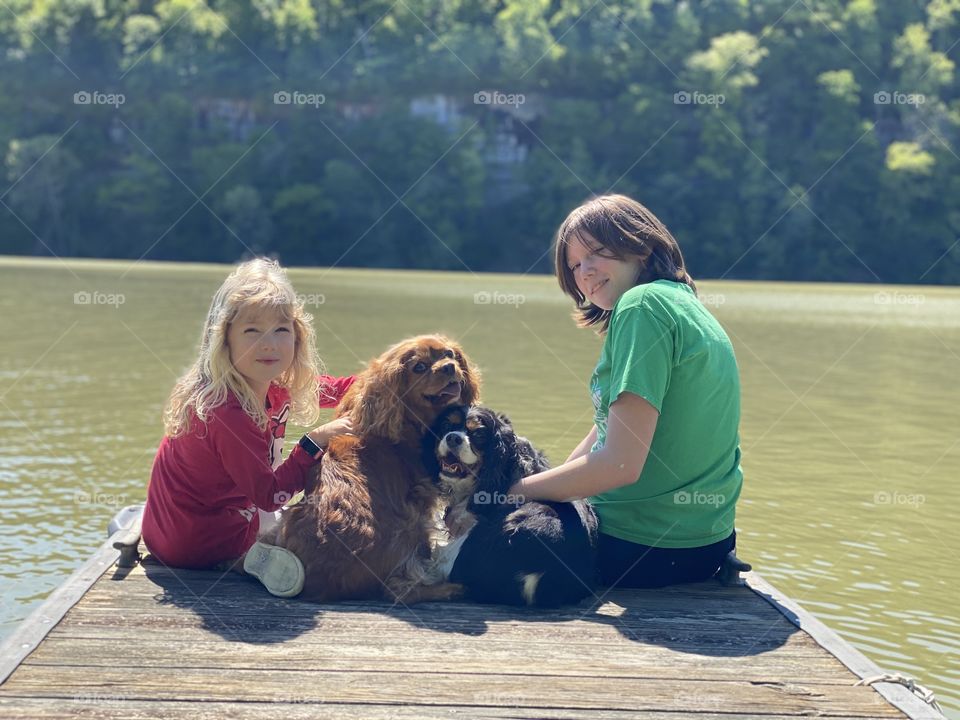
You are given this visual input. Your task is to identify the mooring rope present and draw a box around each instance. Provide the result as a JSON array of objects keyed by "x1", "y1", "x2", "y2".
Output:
[{"x1": 855, "y1": 673, "x2": 944, "y2": 714}]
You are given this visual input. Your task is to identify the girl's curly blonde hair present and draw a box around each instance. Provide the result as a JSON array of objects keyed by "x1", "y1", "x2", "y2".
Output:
[{"x1": 163, "y1": 258, "x2": 322, "y2": 437}]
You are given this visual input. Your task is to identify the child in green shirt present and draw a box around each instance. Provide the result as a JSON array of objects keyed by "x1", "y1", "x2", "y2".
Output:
[{"x1": 509, "y1": 194, "x2": 743, "y2": 588}]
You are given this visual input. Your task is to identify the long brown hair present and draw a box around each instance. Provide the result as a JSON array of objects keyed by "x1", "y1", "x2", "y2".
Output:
[{"x1": 554, "y1": 194, "x2": 697, "y2": 333}]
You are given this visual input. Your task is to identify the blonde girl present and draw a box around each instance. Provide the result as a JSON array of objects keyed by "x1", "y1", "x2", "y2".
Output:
[{"x1": 142, "y1": 258, "x2": 355, "y2": 596}]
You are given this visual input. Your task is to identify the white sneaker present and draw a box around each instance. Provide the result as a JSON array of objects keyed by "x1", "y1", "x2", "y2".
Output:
[{"x1": 243, "y1": 541, "x2": 305, "y2": 598}]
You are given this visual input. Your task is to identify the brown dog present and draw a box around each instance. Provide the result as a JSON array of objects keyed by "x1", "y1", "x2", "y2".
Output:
[{"x1": 275, "y1": 335, "x2": 480, "y2": 603}]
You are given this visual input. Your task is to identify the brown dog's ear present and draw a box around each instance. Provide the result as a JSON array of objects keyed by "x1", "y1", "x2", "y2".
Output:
[
  {"x1": 454, "y1": 346, "x2": 481, "y2": 406},
  {"x1": 340, "y1": 357, "x2": 407, "y2": 441}
]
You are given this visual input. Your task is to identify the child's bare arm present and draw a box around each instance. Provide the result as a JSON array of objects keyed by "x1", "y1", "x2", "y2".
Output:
[
  {"x1": 565, "y1": 426, "x2": 598, "y2": 463},
  {"x1": 511, "y1": 392, "x2": 658, "y2": 502}
]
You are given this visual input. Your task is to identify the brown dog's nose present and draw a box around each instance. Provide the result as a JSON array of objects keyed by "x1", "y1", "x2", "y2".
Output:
[{"x1": 440, "y1": 362, "x2": 456, "y2": 375}]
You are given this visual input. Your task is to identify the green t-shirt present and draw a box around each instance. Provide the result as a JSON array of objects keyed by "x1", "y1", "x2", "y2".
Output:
[{"x1": 589, "y1": 280, "x2": 743, "y2": 548}]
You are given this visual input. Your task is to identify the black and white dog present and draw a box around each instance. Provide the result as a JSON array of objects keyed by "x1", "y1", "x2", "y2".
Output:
[{"x1": 424, "y1": 405, "x2": 598, "y2": 607}]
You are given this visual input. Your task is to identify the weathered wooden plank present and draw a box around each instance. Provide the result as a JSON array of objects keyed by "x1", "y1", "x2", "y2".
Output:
[
  {"x1": 0, "y1": 665, "x2": 905, "y2": 717},
  {"x1": 46, "y1": 624, "x2": 828, "y2": 668},
  {"x1": 0, "y1": 697, "x2": 898, "y2": 720},
  {"x1": 48, "y1": 606, "x2": 814, "y2": 654},
  {"x1": 56, "y1": 597, "x2": 791, "y2": 629},
  {"x1": 75, "y1": 592, "x2": 793, "y2": 634},
  {"x1": 64, "y1": 574, "x2": 800, "y2": 639},
  {"x1": 83, "y1": 576, "x2": 783, "y2": 618},
  {"x1": 22, "y1": 635, "x2": 856, "y2": 683}
]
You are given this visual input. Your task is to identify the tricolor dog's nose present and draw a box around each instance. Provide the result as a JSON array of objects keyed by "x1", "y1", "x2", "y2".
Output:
[{"x1": 444, "y1": 432, "x2": 463, "y2": 447}]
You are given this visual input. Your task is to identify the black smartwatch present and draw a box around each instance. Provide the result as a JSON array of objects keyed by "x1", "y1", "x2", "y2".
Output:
[{"x1": 298, "y1": 434, "x2": 324, "y2": 459}]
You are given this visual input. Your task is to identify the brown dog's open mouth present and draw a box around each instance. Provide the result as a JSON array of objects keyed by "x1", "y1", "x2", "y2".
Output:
[{"x1": 425, "y1": 381, "x2": 462, "y2": 404}]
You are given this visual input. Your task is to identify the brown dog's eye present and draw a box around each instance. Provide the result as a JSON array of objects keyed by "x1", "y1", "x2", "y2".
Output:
[{"x1": 412, "y1": 361, "x2": 427, "y2": 374}]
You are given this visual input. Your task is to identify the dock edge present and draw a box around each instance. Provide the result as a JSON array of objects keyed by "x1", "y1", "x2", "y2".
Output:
[{"x1": 746, "y1": 571, "x2": 945, "y2": 719}]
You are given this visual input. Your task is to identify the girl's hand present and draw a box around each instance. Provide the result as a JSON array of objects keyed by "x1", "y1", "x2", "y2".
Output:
[{"x1": 307, "y1": 417, "x2": 355, "y2": 449}]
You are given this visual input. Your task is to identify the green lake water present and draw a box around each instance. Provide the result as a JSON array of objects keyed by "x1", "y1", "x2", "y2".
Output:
[{"x1": 1, "y1": 258, "x2": 957, "y2": 715}]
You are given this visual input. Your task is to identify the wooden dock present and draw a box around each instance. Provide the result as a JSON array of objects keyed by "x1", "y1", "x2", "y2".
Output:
[{"x1": 0, "y1": 511, "x2": 944, "y2": 719}]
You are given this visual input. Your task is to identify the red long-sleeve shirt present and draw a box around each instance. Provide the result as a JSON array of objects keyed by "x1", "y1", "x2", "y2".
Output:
[{"x1": 142, "y1": 375, "x2": 355, "y2": 569}]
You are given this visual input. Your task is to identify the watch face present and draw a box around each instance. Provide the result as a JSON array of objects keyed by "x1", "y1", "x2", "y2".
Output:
[{"x1": 300, "y1": 435, "x2": 322, "y2": 456}]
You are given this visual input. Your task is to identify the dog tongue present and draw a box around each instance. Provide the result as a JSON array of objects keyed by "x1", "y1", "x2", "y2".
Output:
[{"x1": 438, "y1": 382, "x2": 461, "y2": 397}]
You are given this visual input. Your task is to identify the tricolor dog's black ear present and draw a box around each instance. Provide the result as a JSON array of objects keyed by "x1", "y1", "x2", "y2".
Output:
[
  {"x1": 473, "y1": 417, "x2": 525, "y2": 502},
  {"x1": 497, "y1": 412, "x2": 512, "y2": 427},
  {"x1": 515, "y1": 434, "x2": 551, "y2": 476}
]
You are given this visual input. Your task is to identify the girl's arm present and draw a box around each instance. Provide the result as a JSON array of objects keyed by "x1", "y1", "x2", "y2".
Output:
[
  {"x1": 510, "y1": 392, "x2": 658, "y2": 502},
  {"x1": 565, "y1": 426, "x2": 598, "y2": 463},
  {"x1": 319, "y1": 375, "x2": 356, "y2": 408},
  {"x1": 212, "y1": 405, "x2": 317, "y2": 511}
]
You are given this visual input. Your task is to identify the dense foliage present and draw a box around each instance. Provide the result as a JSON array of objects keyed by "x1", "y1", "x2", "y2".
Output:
[{"x1": 1, "y1": 0, "x2": 958, "y2": 283}]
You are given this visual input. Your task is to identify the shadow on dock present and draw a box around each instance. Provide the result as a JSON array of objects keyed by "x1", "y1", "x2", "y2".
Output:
[{"x1": 137, "y1": 555, "x2": 796, "y2": 657}]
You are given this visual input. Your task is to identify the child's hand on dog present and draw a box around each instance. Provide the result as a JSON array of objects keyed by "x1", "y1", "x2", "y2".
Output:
[{"x1": 308, "y1": 417, "x2": 354, "y2": 449}]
